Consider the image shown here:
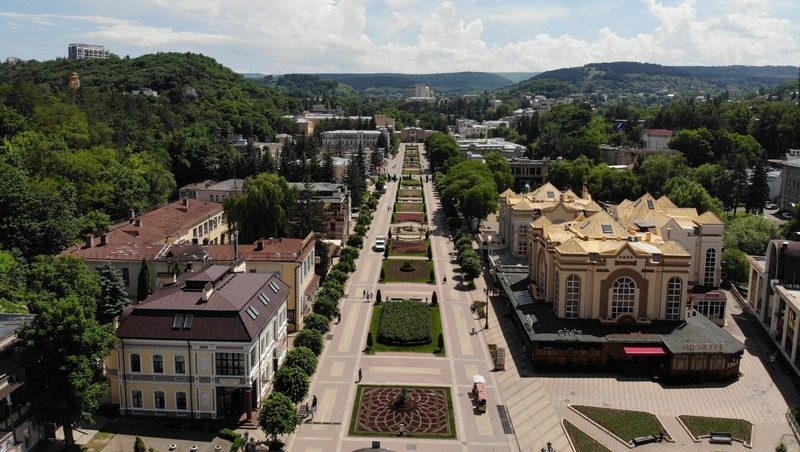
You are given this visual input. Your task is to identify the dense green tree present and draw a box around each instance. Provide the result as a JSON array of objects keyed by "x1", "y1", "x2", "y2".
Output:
[
  {"x1": 722, "y1": 248, "x2": 749, "y2": 284},
  {"x1": 96, "y1": 263, "x2": 130, "y2": 324},
  {"x1": 635, "y1": 154, "x2": 690, "y2": 197},
  {"x1": 668, "y1": 128, "x2": 715, "y2": 166},
  {"x1": 224, "y1": 173, "x2": 297, "y2": 242},
  {"x1": 294, "y1": 328, "x2": 324, "y2": 355},
  {"x1": 317, "y1": 153, "x2": 336, "y2": 183},
  {"x1": 283, "y1": 346, "x2": 318, "y2": 376},
  {"x1": 303, "y1": 313, "x2": 330, "y2": 334},
  {"x1": 0, "y1": 251, "x2": 28, "y2": 313},
  {"x1": 290, "y1": 176, "x2": 327, "y2": 238},
  {"x1": 273, "y1": 365, "x2": 310, "y2": 403},
  {"x1": 136, "y1": 258, "x2": 152, "y2": 302},
  {"x1": 483, "y1": 151, "x2": 514, "y2": 193},
  {"x1": 27, "y1": 255, "x2": 100, "y2": 313},
  {"x1": 546, "y1": 156, "x2": 595, "y2": 192},
  {"x1": 259, "y1": 392, "x2": 299, "y2": 443},
  {"x1": 460, "y1": 253, "x2": 482, "y2": 282},
  {"x1": 134, "y1": 437, "x2": 146, "y2": 452},
  {"x1": 664, "y1": 176, "x2": 722, "y2": 215},
  {"x1": 345, "y1": 146, "x2": 367, "y2": 206},
  {"x1": 20, "y1": 296, "x2": 115, "y2": 449},
  {"x1": 425, "y1": 132, "x2": 460, "y2": 173},
  {"x1": 723, "y1": 215, "x2": 779, "y2": 255},
  {"x1": 746, "y1": 158, "x2": 770, "y2": 214},
  {"x1": 587, "y1": 164, "x2": 642, "y2": 203},
  {"x1": 438, "y1": 161, "x2": 498, "y2": 224}
]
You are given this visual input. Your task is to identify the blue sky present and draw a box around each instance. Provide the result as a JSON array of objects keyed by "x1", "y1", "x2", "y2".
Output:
[{"x1": 1, "y1": 0, "x2": 798, "y2": 74}]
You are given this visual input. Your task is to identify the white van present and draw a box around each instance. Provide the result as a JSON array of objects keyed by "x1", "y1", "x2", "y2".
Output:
[{"x1": 374, "y1": 235, "x2": 386, "y2": 252}]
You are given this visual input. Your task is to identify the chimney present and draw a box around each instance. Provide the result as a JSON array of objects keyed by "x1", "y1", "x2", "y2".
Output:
[
  {"x1": 134, "y1": 219, "x2": 142, "y2": 227},
  {"x1": 201, "y1": 282, "x2": 214, "y2": 302},
  {"x1": 100, "y1": 233, "x2": 108, "y2": 246},
  {"x1": 84, "y1": 234, "x2": 94, "y2": 248},
  {"x1": 666, "y1": 228, "x2": 671, "y2": 241},
  {"x1": 182, "y1": 198, "x2": 190, "y2": 208},
  {"x1": 233, "y1": 230, "x2": 240, "y2": 260},
  {"x1": 255, "y1": 240, "x2": 264, "y2": 251}
]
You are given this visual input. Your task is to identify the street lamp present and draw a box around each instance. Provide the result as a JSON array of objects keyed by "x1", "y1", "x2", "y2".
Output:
[{"x1": 485, "y1": 287, "x2": 490, "y2": 330}]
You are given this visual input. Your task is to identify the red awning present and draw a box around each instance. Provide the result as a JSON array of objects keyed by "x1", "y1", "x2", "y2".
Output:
[{"x1": 623, "y1": 346, "x2": 666, "y2": 356}]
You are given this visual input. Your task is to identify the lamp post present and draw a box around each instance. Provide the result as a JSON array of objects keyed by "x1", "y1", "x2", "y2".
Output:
[{"x1": 485, "y1": 287, "x2": 490, "y2": 330}]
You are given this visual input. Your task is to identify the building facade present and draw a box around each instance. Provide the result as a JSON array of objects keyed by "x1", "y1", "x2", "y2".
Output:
[
  {"x1": 746, "y1": 241, "x2": 800, "y2": 376},
  {"x1": 108, "y1": 266, "x2": 289, "y2": 420},
  {"x1": 67, "y1": 43, "x2": 109, "y2": 60},
  {"x1": 320, "y1": 130, "x2": 387, "y2": 152},
  {"x1": 287, "y1": 182, "x2": 351, "y2": 242},
  {"x1": 507, "y1": 158, "x2": 553, "y2": 193},
  {"x1": 179, "y1": 179, "x2": 244, "y2": 204},
  {"x1": 641, "y1": 129, "x2": 674, "y2": 150},
  {"x1": 779, "y1": 150, "x2": 800, "y2": 211}
]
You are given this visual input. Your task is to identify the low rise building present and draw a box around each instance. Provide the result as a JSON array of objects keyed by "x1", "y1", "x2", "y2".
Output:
[
  {"x1": 400, "y1": 127, "x2": 434, "y2": 143},
  {"x1": 179, "y1": 179, "x2": 244, "y2": 204},
  {"x1": 108, "y1": 265, "x2": 290, "y2": 419},
  {"x1": 599, "y1": 145, "x2": 680, "y2": 166},
  {"x1": 287, "y1": 182, "x2": 351, "y2": 242},
  {"x1": 67, "y1": 43, "x2": 109, "y2": 60},
  {"x1": 457, "y1": 138, "x2": 526, "y2": 160},
  {"x1": 746, "y1": 241, "x2": 800, "y2": 376},
  {"x1": 507, "y1": 158, "x2": 553, "y2": 193},
  {"x1": 641, "y1": 129, "x2": 674, "y2": 150},
  {"x1": 320, "y1": 130, "x2": 388, "y2": 153},
  {"x1": 779, "y1": 149, "x2": 800, "y2": 211}
]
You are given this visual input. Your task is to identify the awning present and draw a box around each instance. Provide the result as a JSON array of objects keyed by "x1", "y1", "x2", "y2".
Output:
[{"x1": 623, "y1": 346, "x2": 665, "y2": 356}]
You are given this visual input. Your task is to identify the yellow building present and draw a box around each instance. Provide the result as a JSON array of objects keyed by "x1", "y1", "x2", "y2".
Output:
[
  {"x1": 66, "y1": 199, "x2": 226, "y2": 300},
  {"x1": 108, "y1": 265, "x2": 289, "y2": 419}
]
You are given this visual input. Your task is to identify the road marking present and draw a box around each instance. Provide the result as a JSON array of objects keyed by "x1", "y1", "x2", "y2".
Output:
[{"x1": 330, "y1": 361, "x2": 344, "y2": 378}]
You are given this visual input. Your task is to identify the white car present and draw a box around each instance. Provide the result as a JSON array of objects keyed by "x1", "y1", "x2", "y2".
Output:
[
  {"x1": 781, "y1": 211, "x2": 794, "y2": 220},
  {"x1": 374, "y1": 235, "x2": 387, "y2": 252}
]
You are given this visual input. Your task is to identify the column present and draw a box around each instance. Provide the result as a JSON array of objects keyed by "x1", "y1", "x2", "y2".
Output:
[
  {"x1": 245, "y1": 388, "x2": 252, "y2": 420},
  {"x1": 781, "y1": 300, "x2": 790, "y2": 349},
  {"x1": 791, "y1": 310, "x2": 800, "y2": 363}
]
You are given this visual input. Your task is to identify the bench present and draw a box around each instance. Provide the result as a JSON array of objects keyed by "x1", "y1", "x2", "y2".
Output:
[
  {"x1": 632, "y1": 435, "x2": 657, "y2": 446},
  {"x1": 709, "y1": 432, "x2": 733, "y2": 444}
]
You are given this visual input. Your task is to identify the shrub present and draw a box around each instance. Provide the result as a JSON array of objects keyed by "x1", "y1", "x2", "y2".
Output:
[
  {"x1": 378, "y1": 301, "x2": 432, "y2": 345},
  {"x1": 429, "y1": 269, "x2": 435, "y2": 282},
  {"x1": 400, "y1": 260, "x2": 415, "y2": 272},
  {"x1": 380, "y1": 267, "x2": 386, "y2": 281},
  {"x1": 326, "y1": 269, "x2": 348, "y2": 284},
  {"x1": 354, "y1": 224, "x2": 367, "y2": 236},
  {"x1": 283, "y1": 346, "x2": 318, "y2": 376},
  {"x1": 375, "y1": 289, "x2": 382, "y2": 304},
  {"x1": 219, "y1": 428, "x2": 244, "y2": 452},
  {"x1": 336, "y1": 258, "x2": 355, "y2": 273},
  {"x1": 431, "y1": 291, "x2": 438, "y2": 305},
  {"x1": 340, "y1": 247, "x2": 360, "y2": 261},
  {"x1": 134, "y1": 437, "x2": 146, "y2": 452},
  {"x1": 304, "y1": 313, "x2": 330, "y2": 334},
  {"x1": 366, "y1": 332, "x2": 373, "y2": 350},
  {"x1": 437, "y1": 333, "x2": 445, "y2": 352},
  {"x1": 294, "y1": 329, "x2": 324, "y2": 355},
  {"x1": 427, "y1": 244, "x2": 432, "y2": 261}
]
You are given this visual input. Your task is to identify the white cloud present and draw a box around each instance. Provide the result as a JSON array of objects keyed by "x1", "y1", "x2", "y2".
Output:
[{"x1": 82, "y1": 23, "x2": 240, "y2": 47}]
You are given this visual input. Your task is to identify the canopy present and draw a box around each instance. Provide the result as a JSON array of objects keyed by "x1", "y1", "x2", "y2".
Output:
[
  {"x1": 623, "y1": 346, "x2": 666, "y2": 356},
  {"x1": 473, "y1": 374, "x2": 486, "y2": 384}
]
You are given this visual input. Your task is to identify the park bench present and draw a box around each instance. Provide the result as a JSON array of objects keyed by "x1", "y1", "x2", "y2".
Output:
[
  {"x1": 632, "y1": 435, "x2": 657, "y2": 446},
  {"x1": 297, "y1": 404, "x2": 311, "y2": 419},
  {"x1": 709, "y1": 432, "x2": 733, "y2": 444}
]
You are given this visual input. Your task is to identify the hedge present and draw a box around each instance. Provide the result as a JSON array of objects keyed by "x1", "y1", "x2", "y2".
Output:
[{"x1": 378, "y1": 301, "x2": 432, "y2": 345}]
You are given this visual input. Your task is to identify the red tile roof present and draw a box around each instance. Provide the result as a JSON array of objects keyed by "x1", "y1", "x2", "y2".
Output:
[
  {"x1": 117, "y1": 265, "x2": 289, "y2": 342},
  {"x1": 643, "y1": 129, "x2": 674, "y2": 136}
]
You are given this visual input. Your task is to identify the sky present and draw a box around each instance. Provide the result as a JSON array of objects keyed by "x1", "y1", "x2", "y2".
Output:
[{"x1": 1, "y1": 0, "x2": 798, "y2": 74}]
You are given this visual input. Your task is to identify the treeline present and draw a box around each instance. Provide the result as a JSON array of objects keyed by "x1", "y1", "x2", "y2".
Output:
[{"x1": 0, "y1": 53, "x2": 303, "y2": 259}]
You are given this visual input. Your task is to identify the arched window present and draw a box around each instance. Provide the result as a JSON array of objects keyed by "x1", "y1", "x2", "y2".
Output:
[
  {"x1": 553, "y1": 271, "x2": 560, "y2": 314},
  {"x1": 152, "y1": 354, "x2": 163, "y2": 373},
  {"x1": 611, "y1": 277, "x2": 636, "y2": 318},
  {"x1": 132, "y1": 390, "x2": 142, "y2": 408},
  {"x1": 565, "y1": 275, "x2": 581, "y2": 319},
  {"x1": 517, "y1": 224, "x2": 528, "y2": 255},
  {"x1": 704, "y1": 248, "x2": 717, "y2": 287},
  {"x1": 538, "y1": 254, "x2": 546, "y2": 296},
  {"x1": 666, "y1": 277, "x2": 682, "y2": 320}
]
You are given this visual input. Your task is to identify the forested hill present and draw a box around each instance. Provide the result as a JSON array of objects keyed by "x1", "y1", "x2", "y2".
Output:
[
  {"x1": 309, "y1": 72, "x2": 517, "y2": 94},
  {"x1": 0, "y1": 52, "x2": 301, "y2": 259},
  {"x1": 509, "y1": 62, "x2": 798, "y2": 98}
]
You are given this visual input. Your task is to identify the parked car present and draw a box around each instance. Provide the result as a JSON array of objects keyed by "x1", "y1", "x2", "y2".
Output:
[
  {"x1": 765, "y1": 202, "x2": 777, "y2": 210},
  {"x1": 781, "y1": 211, "x2": 794, "y2": 220},
  {"x1": 374, "y1": 235, "x2": 386, "y2": 252}
]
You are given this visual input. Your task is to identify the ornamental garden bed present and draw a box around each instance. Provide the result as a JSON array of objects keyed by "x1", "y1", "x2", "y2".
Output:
[
  {"x1": 677, "y1": 415, "x2": 752, "y2": 444},
  {"x1": 390, "y1": 239, "x2": 428, "y2": 256},
  {"x1": 378, "y1": 301, "x2": 431, "y2": 345},
  {"x1": 381, "y1": 259, "x2": 434, "y2": 284},
  {"x1": 367, "y1": 302, "x2": 443, "y2": 354},
  {"x1": 563, "y1": 419, "x2": 613, "y2": 452},
  {"x1": 402, "y1": 169, "x2": 422, "y2": 175},
  {"x1": 396, "y1": 202, "x2": 424, "y2": 212},
  {"x1": 400, "y1": 178, "x2": 422, "y2": 187},
  {"x1": 394, "y1": 212, "x2": 425, "y2": 223},
  {"x1": 349, "y1": 385, "x2": 455, "y2": 438},
  {"x1": 571, "y1": 405, "x2": 670, "y2": 444}
]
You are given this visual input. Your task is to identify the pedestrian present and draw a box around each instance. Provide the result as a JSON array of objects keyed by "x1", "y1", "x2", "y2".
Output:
[
  {"x1": 311, "y1": 395, "x2": 317, "y2": 411},
  {"x1": 337, "y1": 312, "x2": 342, "y2": 324},
  {"x1": 363, "y1": 289, "x2": 366, "y2": 298},
  {"x1": 358, "y1": 368, "x2": 363, "y2": 382}
]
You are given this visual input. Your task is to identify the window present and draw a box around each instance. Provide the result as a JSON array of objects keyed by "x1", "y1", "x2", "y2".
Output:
[
  {"x1": 646, "y1": 199, "x2": 654, "y2": 209},
  {"x1": 153, "y1": 355, "x2": 163, "y2": 373},
  {"x1": 516, "y1": 224, "x2": 528, "y2": 255},
  {"x1": 154, "y1": 391, "x2": 165, "y2": 410},
  {"x1": 611, "y1": 277, "x2": 636, "y2": 318},
  {"x1": 215, "y1": 353, "x2": 245, "y2": 376},
  {"x1": 695, "y1": 300, "x2": 725, "y2": 320},
  {"x1": 121, "y1": 268, "x2": 130, "y2": 286},
  {"x1": 172, "y1": 314, "x2": 184, "y2": 329},
  {"x1": 666, "y1": 277, "x2": 682, "y2": 320},
  {"x1": 130, "y1": 354, "x2": 141, "y2": 373},
  {"x1": 601, "y1": 224, "x2": 613, "y2": 234},
  {"x1": 246, "y1": 306, "x2": 259, "y2": 319},
  {"x1": 176, "y1": 392, "x2": 187, "y2": 411},
  {"x1": 565, "y1": 275, "x2": 581, "y2": 319},
  {"x1": 132, "y1": 390, "x2": 143, "y2": 408},
  {"x1": 704, "y1": 248, "x2": 717, "y2": 286},
  {"x1": 175, "y1": 356, "x2": 185, "y2": 374}
]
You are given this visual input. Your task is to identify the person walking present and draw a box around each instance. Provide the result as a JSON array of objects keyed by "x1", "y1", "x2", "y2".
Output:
[
  {"x1": 311, "y1": 395, "x2": 318, "y2": 411},
  {"x1": 363, "y1": 289, "x2": 366, "y2": 298},
  {"x1": 358, "y1": 368, "x2": 363, "y2": 382}
]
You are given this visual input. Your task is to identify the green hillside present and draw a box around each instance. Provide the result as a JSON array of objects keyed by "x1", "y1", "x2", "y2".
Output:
[
  {"x1": 311, "y1": 71, "x2": 515, "y2": 94},
  {"x1": 509, "y1": 62, "x2": 798, "y2": 98}
]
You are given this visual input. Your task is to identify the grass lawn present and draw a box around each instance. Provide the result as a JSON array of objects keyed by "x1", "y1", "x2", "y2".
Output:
[
  {"x1": 399, "y1": 189, "x2": 423, "y2": 198},
  {"x1": 572, "y1": 405, "x2": 669, "y2": 443},
  {"x1": 389, "y1": 239, "x2": 430, "y2": 257},
  {"x1": 678, "y1": 415, "x2": 752, "y2": 443},
  {"x1": 381, "y1": 259, "x2": 434, "y2": 283},
  {"x1": 403, "y1": 169, "x2": 422, "y2": 175},
  {"x1": 367, "y1": 303, "x2": 443, "y2": 355},
  {"x1": 396, "y1": 202, "x2": 424, "y2": 212},
  {"x1": 563, "y1": 420, "x2": 613, "y2": 452},
  {"x1": 400, "y1": 178, "x2": 422, "y2": 187},
  {"x1": 81, "y1": 431, "x2": 115, "y2": 452}
]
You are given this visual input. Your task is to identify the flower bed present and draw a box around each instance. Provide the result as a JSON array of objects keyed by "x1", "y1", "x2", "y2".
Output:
[
  {"x1": 378, "y1": 301, "x2": 431, "y2": 345},
  {"x1": 391, "y1": 239, "x2": 427, "y2": 255},
  {"x1": 395, "y1": 212, "x2": 424, "y2": 223},
  {"x1": 381, "y1": 260, "x2": 433, "y2": 283},
  {"x1": 396, "y1": 202, "x2": 423, "y2": 212}
]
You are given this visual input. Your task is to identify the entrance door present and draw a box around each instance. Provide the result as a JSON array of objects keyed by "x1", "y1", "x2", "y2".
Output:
[{"x1": 216, "y1": 387, "x2": 244, "y2": 418}]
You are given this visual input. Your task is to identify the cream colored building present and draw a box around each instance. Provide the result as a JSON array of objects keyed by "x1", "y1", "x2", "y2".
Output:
[
  {"x1": 108, "y1": 265, "x2": 289, "y2": 419},
  {"x1": 747, "y1": 241, "x2": 800, "y2": 374},
  {"x1": 66, "y1": 199, "x2": 226, "y2": 300}
]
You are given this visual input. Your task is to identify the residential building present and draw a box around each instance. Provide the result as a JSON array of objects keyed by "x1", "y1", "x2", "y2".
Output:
[
  {"x1": 641, "y1": 129, "x2": 674, "y2": 150},
  {"x1": 779, "y1": 149, "x2": 800, "y2": 210},
  {"x1": 406, "y1": 84, "x2": 433, "y2": 99},
  {"x1": 67, "y1": 43, "x2": 109, "y2": 60},
  {"x1": 400, "y1": 127, "x2": 433, "y2": 143},
  {"x1": 498, "y1": 183, "x2": 604, "y2": 257},
  {"x1": 373, "y1": 115, "x2": 396, "y2": 132},
  {"x1": 0, "y1": 315, "x2": 46, "y2": 452},
  {"x1": 599, "y1": 144, "x2": 680, "y2": 166},
  {"x1": 179, "y1": 179, "x2": 244, "y2": 204},
  {"x1": 108, "y1": 265, "x2": 290, "y2": 419},
  {"x1": 158, "y1": 234, "x2": 319, "y2": 332},
  {"x1": 746, "y1": 241, "x2": 800, "y2": 376},
  {"x1": 507, "y1": 158, "x2": 553, "y2": 193},
  {"x1": 131, "y1": 88, "x2": 158, "y2": 97},
  {"x1": 320, "y1": 130, "x2": 388, "y2": 153},
  {"x1": 66, "y1": 199, "x2": 226, "y2": 300},
  {"x1": 457, "y1": 138, "x2": 526, "y2": 160},
  {"x1": 287, "y1": 182, "x2": 351, "y2": 242}
]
